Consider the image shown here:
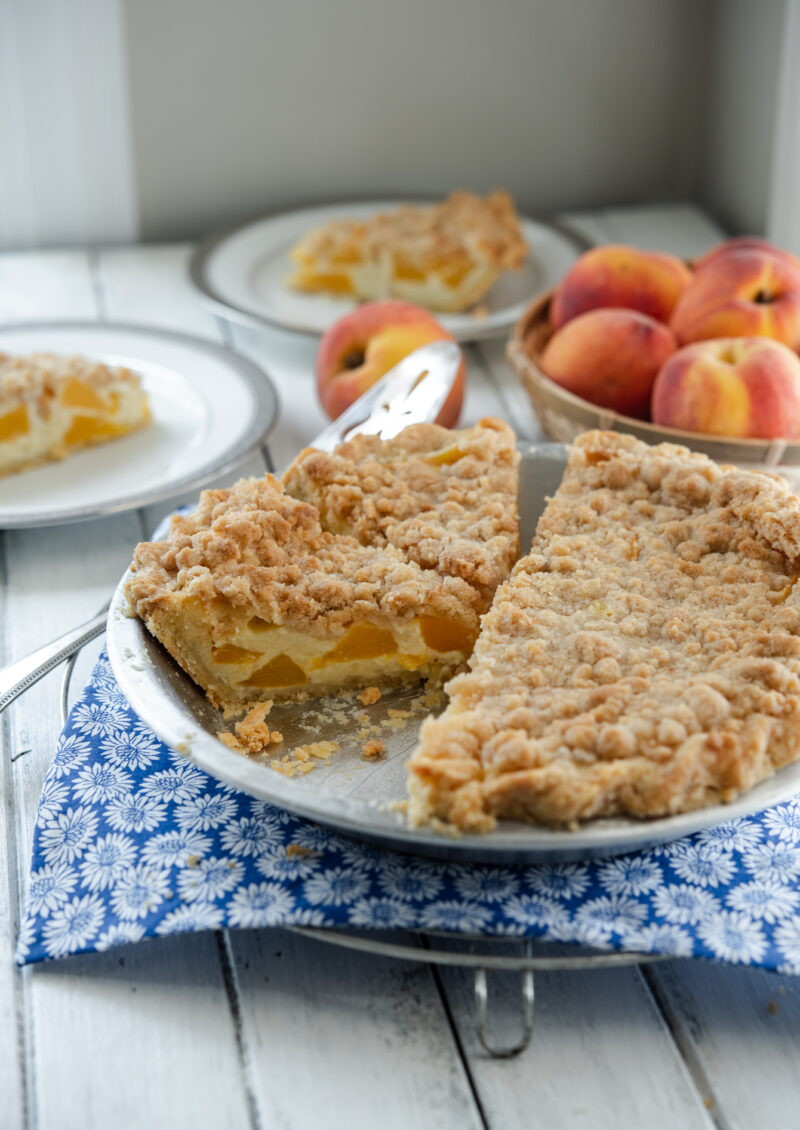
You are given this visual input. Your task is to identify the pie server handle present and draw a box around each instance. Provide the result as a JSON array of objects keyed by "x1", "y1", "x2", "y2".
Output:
[{"x1": 0, "y1": 608, "x2": 108, "y2": 716}]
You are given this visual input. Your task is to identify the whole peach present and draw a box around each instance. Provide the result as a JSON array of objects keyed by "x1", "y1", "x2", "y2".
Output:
[
  {"x1": 549, "y1": 244, "x2": 692, "y2": 331},
  {"x1": 670, "y1": 249, "x2": 800, "y2": 349},
  {"x1": 694, "y1": 236, "x2": 800, "y2": 277},
  {"x1": 316, "y1": 300, "x2": 464, "y2": 426},
  {"x1": 539, "y1": 308, "x2": 677, "y2": 420},
  {"x1": 652, "y1": 337, "x2": 800, "y2": 438}
]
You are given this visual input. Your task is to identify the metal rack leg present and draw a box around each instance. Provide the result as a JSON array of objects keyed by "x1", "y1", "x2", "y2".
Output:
[{"x1": 474, "y1": 964, "x2": 535, "y2": 1059}]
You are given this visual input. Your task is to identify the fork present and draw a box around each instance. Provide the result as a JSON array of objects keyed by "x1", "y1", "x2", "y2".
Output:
[{"x1": 0, "y1": 340, "x2": 462, "y2": 715}]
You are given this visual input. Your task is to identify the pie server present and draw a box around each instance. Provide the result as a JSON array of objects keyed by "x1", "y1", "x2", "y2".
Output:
[{"x1": 0, "y1": 341, "x2": 463, "y2": 715}]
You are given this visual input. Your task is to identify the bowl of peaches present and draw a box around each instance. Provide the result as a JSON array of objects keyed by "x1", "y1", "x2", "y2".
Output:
[{"x1": 507, "y1": 237, "x2": 800, "y2": 468}]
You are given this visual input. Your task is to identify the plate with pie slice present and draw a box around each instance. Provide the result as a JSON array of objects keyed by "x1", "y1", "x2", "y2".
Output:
[
  {"x1": 108, "y1": 432, "x2": 800, "y2": 863},
  {"x1": 0, "y1": 321, "x2": 278, "y2": 529},
  {"x1": 189, "y1": 196, "x2": 590, "y2": 342}
]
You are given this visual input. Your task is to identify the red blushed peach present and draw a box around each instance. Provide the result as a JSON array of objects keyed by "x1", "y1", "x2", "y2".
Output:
[
  {"x1": 549, "y1": 244, "x2": 692, "y2": 331},
  {"x1": 539, "y1": 309, "x2": 677, "y2": 420},
  {"x1": 694, "y1": 236, "x2": 800, "y2": 277},
  {"x1": 316, "y1": 300, "x2": 465, "y2": 427},
  {"x1": 652, "y1": 337, "x2": 800, "y2": 439},
  {"x1": 670, "y1": 249, "x2": 800, "y2": 349}
]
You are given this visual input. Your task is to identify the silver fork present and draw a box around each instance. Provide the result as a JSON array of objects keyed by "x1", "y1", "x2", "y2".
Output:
[{"x1": 0, "y1": 340, "x2": 462, "y2": 715}]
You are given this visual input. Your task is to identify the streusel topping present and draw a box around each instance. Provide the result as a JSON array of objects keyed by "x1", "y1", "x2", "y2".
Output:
[
  {"x1": 408, "y1": 430, "x2": 800, "y2": 830},
  {"x1": 128, "y1": 474, "x2": 483, "y2": 639},
  {"x1": 283, "y1": 418, "x2": 519, "y2": 603}
]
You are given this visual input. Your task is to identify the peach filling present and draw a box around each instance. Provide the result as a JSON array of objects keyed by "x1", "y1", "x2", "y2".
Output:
[
  {"x1": 314, "y1": 623, "x2": 397, "y2": 668},
  {"x1": 297, "y1": 272, "x2": 355, "y2": 294},
  {"x1": 419, "y1": 616, "x2": 476, "y2": 654},
  {"x1": 0, "y1": 404, "x2": 30, "y2": 442},
  {"x1": 242, "y1": 654, "x2": 308, "y2": 688},
  {"x1": 213, "y1": 643, "x2": 262, "y2": 664},
  {"x1": 248, "y1": 617, "x2": 277, "y2": 632},
  {"x1": 64, "y1": 415, "x2": 127, "y2": 446},
  {"x1": 59, "y1": 377, "x2": 107, "y2": 411},
  {"x1": 425, "y1": 445, "x2": 465, "y2": 466}
]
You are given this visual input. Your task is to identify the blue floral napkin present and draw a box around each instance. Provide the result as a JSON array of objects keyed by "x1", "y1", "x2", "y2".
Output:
[{"x1": 17, "y1": 651, "x2": 800, "y2": 972}]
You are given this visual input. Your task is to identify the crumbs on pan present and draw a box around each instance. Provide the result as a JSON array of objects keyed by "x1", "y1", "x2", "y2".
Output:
[
  {"x1": 360, "y1": 686, "x2": 382, "y2": 706},
  {"x1": 269, "y1": 740, "x2": 340, "y2": 777},
  {"x1": 362, "y1": 738, "x2": 385, "y2": 760}
]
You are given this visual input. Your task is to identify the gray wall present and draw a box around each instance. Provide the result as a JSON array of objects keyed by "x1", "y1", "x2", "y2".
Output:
[
  {"x1": 124, "y1": 0, "x2": 714, "y2": 241},
  {"x1": 700, "y1": 0, "x2": 786, "y2": 235}
]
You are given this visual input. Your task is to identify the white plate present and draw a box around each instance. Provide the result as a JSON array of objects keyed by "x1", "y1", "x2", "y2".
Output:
[
  {"x1": 0, "y1": 322, "x2": 278, "y2": 528},
  {"x1": 189, "y1": 200, "x2": 590, "y2": 342},
  {"x1": 107, "y1": 444, "x2": 800, "y2": 864}
]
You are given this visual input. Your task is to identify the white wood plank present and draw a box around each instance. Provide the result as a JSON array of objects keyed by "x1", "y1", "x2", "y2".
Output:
[
  {"x1": 602, "y1": 203, "x2": 727, "y2": 258},
  {"x1": 32, "y1": 935, "x2": 254, "y2": 1130},
  {"x1": 230, "y1": 929, "x2": 484, "y2": 1130},
  {"x1": 439, "y1": 962, "x2": 714, "y2": 1130},
  {"x1": 0, "y1": 248, "x2": 100, "y2": 1130},
  {"x1": 645, "y1": 962, "x2": 800, "y2": 1130},
  {"x1": 0, "y1": 247, "x2": 255, "y2": 1130}
]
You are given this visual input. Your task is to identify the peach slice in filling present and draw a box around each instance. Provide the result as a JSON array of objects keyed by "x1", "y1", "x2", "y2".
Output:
[
  {"x1": 212, "y1": 643, "x2": 262, "y2": 664},
  {"x1": 419, "y1": 616, "x2": 477, "y2": 654},
  {"x1": 242, "y1": 654, "x2": 308, "y2": 688},
  {"x1": 313, "y1": 623, "x2": 397, "y2": 668},
  {"x1": 59, "y1": 378, "x2": 107, "y2": 412},
  {"x1": 0, "y1": 404, "x2": 30, "y2": 442}
]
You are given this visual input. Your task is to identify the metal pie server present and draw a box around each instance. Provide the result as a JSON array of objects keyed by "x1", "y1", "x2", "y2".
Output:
[{"x1": 0, "y1": 340, "x2": 462, "y2": 715}]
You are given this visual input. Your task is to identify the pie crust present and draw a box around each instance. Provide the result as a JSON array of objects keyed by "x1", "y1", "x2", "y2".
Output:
[
  {"x1": 286, "y1": 191, "x2": 527, "y2": 313},
  {"x1": 0, "y1": 352, "x2": 150, "y2": 477},
  {"x1": 408, "y1": 430, "x2": 800, "y2": 831}
]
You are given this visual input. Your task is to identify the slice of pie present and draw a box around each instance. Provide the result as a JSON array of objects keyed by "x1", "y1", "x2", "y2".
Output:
[
  {"x1": 282, "y1": 417, "x2": 520, "y2": 610},
  {"x1": 408, "y1": 430, "x2": 800, "y2": 832},
  {"x1": 126, "y1": 474, "x2": 484, "y2": 713},
  {"x1": 0, "y1": 352, "x2": 150, "y2": 478},
  {"x1": 286, "y1": 190, "x2": 528, "y2": 313}
]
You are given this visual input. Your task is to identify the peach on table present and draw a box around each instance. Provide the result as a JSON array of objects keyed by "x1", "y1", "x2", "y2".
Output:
[{"x1": 316, "y1": 299, "x2": 465, "y2": 428}]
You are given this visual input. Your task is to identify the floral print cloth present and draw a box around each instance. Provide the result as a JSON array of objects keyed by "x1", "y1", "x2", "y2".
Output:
[{"x1": 17, "y1": 652, "x2": 800, "y2": 971}]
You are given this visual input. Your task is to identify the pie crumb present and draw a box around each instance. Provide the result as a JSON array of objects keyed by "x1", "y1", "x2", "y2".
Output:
[
  {"x1": 360, "y1": 686, "x2": 382, "y2": 706},
  {"x1": 362, "y1": 739, "x2": 385, "y2": 760}
]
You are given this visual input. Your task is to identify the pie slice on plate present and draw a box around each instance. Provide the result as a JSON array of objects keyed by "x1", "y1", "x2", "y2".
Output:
[
  {"x1": 286, "y1": 190, "x2": 528, "y2": 313},
  {"x1": 0, "y1": 352, "x2": 150, "y2": 477},
  {"x1": 408, "y1": 430, "x2": 800, "y2": 831},
  {"x1": 282, "y1": 417, "x2": 520, "y2": 610}
]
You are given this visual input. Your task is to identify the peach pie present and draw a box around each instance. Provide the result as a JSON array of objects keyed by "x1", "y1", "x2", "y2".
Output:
[
  {"x1": 287, "y1": 191, "x2": 527, "y2": 313},
  {"x1": 408, "y1": 431, "x2": 800, "y2": 831},
  {"x1": 0, "y1": 352, "x2": 150, "y2": 478},
  {"x1": 126, "y1": 419, "x2": 519, "y2": 712}
]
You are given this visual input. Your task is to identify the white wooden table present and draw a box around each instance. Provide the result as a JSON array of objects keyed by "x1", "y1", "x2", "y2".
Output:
[{"x1": 1, "y1": 204, "x2": 798, "y2": 1130}]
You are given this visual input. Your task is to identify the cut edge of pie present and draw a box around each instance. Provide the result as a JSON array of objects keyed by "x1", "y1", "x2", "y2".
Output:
[
  {"x1": 126, "y1": 472, "x2": 485, "y2": 713},
  {"x1": 0, "y1": 352, "x2": 151, "y2": 478},
  {"x1": 407, "y1": 429, "x2": 800, "y2": 833},
  {"x1": 286, "y1": 190, "x2": 528, "y2": 313}
]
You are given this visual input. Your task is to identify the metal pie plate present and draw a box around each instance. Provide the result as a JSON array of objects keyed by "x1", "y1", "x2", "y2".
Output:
[{"x1": 107, "y1": 444, "x2": 800, "y2": 863}]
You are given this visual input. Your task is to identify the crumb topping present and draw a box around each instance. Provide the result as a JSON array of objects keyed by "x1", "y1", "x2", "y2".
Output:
[
  {"x1": 283, "y1": 418, "x2": 519, "y2": 604},
  {"x1": 409, "y1": 430, "x2": 800, "y2": 830}
]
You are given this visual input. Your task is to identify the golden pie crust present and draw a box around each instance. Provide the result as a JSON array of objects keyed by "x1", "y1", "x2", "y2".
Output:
[
  {"x1": 408, "y1": 430, "x2": 800, "y2": 831},
  {"x1": 126, "y1": 419, "x2": 519, "y2": 712},
  {"x1": 286, "y1": 190, "x2": 527, "y2": 313},
  {"x1": 0, "y1": 352, "x2": 150, "y2": 477}
]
